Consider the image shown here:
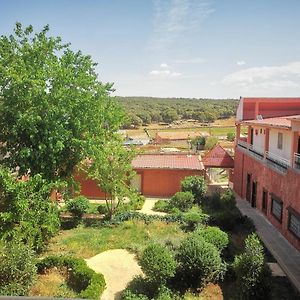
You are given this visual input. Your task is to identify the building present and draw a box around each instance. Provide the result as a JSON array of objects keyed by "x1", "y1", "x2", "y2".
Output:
[
  {"x1": 233, "y1": 97, "x2": 300, "y2": 251},
  {"x1": 77, "y1": 153, "x2": 205, "y2": 198}
]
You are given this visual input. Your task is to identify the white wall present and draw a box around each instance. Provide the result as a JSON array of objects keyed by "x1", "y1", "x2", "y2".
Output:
[
  {"x1": 269, "y1": 129, "x2": 292, "y2": 162},
  {"x1": 252, "y1": 126, "x2": 265, "y2": 154}
]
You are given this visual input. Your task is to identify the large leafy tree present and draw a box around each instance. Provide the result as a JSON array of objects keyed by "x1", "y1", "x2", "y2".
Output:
[{"x1": 0, "y1": 23, "x2": 122, "y2": 181}]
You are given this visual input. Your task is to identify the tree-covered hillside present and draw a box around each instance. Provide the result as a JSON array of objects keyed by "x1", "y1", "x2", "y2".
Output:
[{"x1": 116, "y1": 97, "x2": 238, "y2": 127}]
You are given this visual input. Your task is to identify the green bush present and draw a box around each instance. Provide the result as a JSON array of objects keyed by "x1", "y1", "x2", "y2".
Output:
[
  {"x1": 66, "y1": 196, "x2": 90, "y2": 218},
  {"x1": 233, "y1": 233, "x2": 271, "y2": 299},
  {"x1": 176, "y1": 235, "x2": 226, "y2": 286},
  {"x1": 97, "y1": 204, "x2": 108, "y2": 214},
  {"x1": 194, "y1": 226, "x2": 229, "y2": 252},
  {"x1": 182, "y1": 206, "x2": 209, "y2": 231},
  {"x1": 139, "y1": 244, "x2": 177, "y2": 285},
  {"x1": 204, "y1": 136, "x2": 218, "y2": 150},
  {"x1": 122, "y1": 289, "x2": 149, "y2": 300},
  {"x1": 153, "y1": 200, "x2": 171, "y2": 213},
  {"x1": 227, "y1": 132, "x2": 236, "y2": 142},
  {"x1": 181, "y1": 176, "x2": 207, "y2": 203},
  {"x1": 38, "y1": 255, "x2": 106, "y2": 299},
  {"x1": 170, "y1": 192, "x2": 194, "y2": 212},
  {"x1": 0, "y1": 240, "x2": 37, "y2": 296}
]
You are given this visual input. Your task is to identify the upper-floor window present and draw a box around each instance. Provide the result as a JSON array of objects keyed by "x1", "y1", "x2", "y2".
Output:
[{"x1": 277, "y1": 132, "x2": 283, "y2": 150}]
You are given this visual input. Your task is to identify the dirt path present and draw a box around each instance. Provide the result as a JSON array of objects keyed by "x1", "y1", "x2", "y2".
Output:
[
  {"x1": 86, "y1": 249, "x2": 142, "y2": 300},
  {"x1": 138, "y1": 198, "x2": 167, "y2": 216}
]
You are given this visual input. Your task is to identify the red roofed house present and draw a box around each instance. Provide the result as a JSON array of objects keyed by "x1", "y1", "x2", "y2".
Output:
[
  {"x1": 77, "y1": 153, "x2": 205, "y2": 198},
  {"x1": 234, "y1": 97, "x2": 300, "y2": 251}
]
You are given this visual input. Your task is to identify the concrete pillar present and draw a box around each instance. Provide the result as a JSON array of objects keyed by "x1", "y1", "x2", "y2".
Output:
[{"x1": 247, "y1": 126, "x2": 252, "y2": 144}]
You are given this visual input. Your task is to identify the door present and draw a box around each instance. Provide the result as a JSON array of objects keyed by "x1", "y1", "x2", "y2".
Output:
[
  {"x1": 262, "y1": 189, "x2": 268, "y2": 214},
  {"x1": 131, "y1": 173, "x2": 142, "y2": 193},
  {"x1": 246, "y1": 173, "x2": 252, "y2": 202},
  {"x1": 251, "y1": 181, "x2": 257, "y2": 208},
  {"x1": 250, "y1": 128, "x2": 254, "y2": 145}
]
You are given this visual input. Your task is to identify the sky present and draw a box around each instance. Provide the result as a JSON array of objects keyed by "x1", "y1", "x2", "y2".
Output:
[{"x1": 1, "y1": 0, "x2": 300, "y2": 98}]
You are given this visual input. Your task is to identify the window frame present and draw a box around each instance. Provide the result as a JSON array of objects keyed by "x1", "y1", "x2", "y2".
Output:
[
  {"x1": 288, "y1": 207, "x2": 300, "y2": 240},
  {"x1": 271, "y1": 195, "x2": 283, "y2": 223},
  {"x1": 277, "y1": 132, "x2": 283, "y2": 150}
]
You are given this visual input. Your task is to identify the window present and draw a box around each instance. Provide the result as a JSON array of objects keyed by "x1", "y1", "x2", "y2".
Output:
[
  {"x1": 271, "y1": 196, "x2": 283, "y2": 222},
  {"x1": 262, "y1": 189, "x2": 268, "y2": 213},
  {"x1": 288, "y1": 207, "x2": 300, "y2": 239},
  {"x1": 277, "y1": 132, "x2": 283, "y2": 150}
]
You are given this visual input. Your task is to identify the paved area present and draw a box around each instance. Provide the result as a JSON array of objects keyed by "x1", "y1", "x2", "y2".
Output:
[
  {"x1": 236, "y1": 195, "x2": 300, "y2": 292},
  {"x1": 138, "y1": 197, "x2": 167, "y2": 216},
  {"x1": 86, "y1": 249, "x2": 143, "y2": 300}
]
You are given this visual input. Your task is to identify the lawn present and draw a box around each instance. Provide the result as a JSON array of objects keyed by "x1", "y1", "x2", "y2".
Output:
[{"x1": 44, "y1": 220, "x2": 186, "y2": 258}]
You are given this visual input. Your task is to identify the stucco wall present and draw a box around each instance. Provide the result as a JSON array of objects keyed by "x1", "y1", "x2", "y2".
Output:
[
  {"x1": 269, "y1": 128, "x2": 292, "y2": 162},
  {"x1": 234, "y1": 147, "x2": 300, "y2": 251}
]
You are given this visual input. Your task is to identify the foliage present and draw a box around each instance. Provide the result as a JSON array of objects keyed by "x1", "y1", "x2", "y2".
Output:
[
  {"x1": 66, "y1": 196, "x2": 90, "y2": 218},
  {"x1": 233, "y1": 233, "x2": 271, "y2": 300},
  {"x1": 122, "y1": 289, "x2": 149, "y2": 300},
  {"x1": 0, "y1": 23, "x2": 123, "y2": 181},
  {"x1": 182, "y1": 206, "x2": 209, "y2": 231},
  {"x1": 194, "y1": 226, "x2": 229, "y2": 252},
  {"x1": 139, "y1": 244, "x2": 177, "y2": 285},
  {"x1": 191, "y1": 136, "x2": 206, "y2": 150},
  {"x1": 87, "y1": 134, "x2": 136, "y2": 219},
  {"x1": 37, "y1": 255, "x2": 106, "y2": 299},
  {"x1": 170, "y1": 191, "x2": 194, "y2": 212},
  {"x1": 181, "y1": 176, "x2": 207, "y2": 203},
  {"x1": 204, "y1": 137, "x2": 219, "y2": 150},
  {"x1": 227, "y1": 132, "x2": 236, "y2": 142},
  {"x1": 153, "y1": 200, "x2": 171, "y2": 213},
  {"x1": 0, "y1": 166, "x2": 60, "y2": 252},
  {"x1": 117, "y1": 97, "x2": 238, "y2": 127},
  {"x1": 176, "y1": 235, "x2": 227, "y2": 286},
  {"x1": 0, "y1": 239, "x2": 37, "y2": 296}
]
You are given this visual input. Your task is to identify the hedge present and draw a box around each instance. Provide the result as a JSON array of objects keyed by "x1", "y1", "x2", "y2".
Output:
[{"x1": 37, "y1": 255, "x2": 106, "y2": 299}]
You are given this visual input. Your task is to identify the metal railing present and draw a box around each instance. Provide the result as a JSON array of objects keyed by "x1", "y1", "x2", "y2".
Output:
[{"x1": 265, "y1": 151, "x2": 291, "y2": 173}]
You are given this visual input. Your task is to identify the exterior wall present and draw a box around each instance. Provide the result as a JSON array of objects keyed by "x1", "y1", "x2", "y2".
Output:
[
  {"x1": 136, "y1": 168, "x2": 203, "y2": 197},
  {"x1": 234, "y1": 147, "x2": 300, "y2": 251},
  {"x1": 252, "y1": 126, "x2": 265, "y2": 154},
  {"x1": 269, "y1": 128, "x2": 292, "y2": 162},
  {"x1": 76, "y1": 169, "x2": 204, "y2": 198}
]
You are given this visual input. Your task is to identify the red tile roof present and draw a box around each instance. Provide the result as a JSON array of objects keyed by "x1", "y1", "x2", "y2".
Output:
[
  {"x1": 202, "y1": 144, "x2": 234, "y2": 168},
  {"x1": 243, "y1": 116, "x2": 293, "y2": 129},
  {"x1": 132, "y1": 154, "x2": 204, "y2": 170}
]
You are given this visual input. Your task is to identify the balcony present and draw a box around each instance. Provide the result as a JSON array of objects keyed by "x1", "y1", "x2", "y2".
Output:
[{"x1": 236, "y1": 139, "x2": 294, "y2": 174}]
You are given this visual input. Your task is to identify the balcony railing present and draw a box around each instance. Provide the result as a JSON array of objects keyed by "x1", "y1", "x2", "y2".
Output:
[
  {"x1": 294, "y1": 153, "x2": 300, "y2": 170},
  {"x1": 236, "y1": 139, "x2": 295, "y2": 173}
]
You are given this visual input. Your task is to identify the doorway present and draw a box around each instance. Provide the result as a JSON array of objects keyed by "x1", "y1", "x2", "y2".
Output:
[
  {"x1": 246, "y1": 173, "x2": 252, "y2": 202},
  {"x1": 262, "y1": 189, "x2": 268, "y2": 214},
  {"x1": 251, "y1": 181, "x2": 257, "y2": 208}
]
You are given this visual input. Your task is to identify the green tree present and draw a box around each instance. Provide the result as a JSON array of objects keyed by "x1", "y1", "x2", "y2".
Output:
[
  {"x1": 227, "y1": 132, "x2": 236, "y2": 142},
  {"x1": 204, "y1": 137, "x2": 218, "y2": 150},
  {"x1": 181, "y1": 176, "x2": 207, "y2": 203},
  {"x1": 0, "y1": 23, "x2": 122, "y2": 181},
  {"x1": 87, "y1": 135, "x2": 136, "y2": 219},
  {"x1": 161, "y1": 109, "x2": 178, "y2": 123},
  {"x1": 0, "y1": 166, "x2": 60, "y2": 252}
]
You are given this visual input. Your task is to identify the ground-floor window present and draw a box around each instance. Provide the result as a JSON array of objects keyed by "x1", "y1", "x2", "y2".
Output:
[
  {"x1": 288, "y1": 207, "x2": 300, "y2": 239},
  {"x1": 262, "y1": 189, "x2": 268, "y2": 213},
  {"x1": 271, "y1": 195, "x2": 283, "y2": 222}
]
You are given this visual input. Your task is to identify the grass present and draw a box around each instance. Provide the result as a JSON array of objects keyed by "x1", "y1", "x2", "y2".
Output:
[
  {"x1": 44, "y1": 220, "x2": 186, "y2": 258},
  {"x1": 29, "y1": 268, "x2": 78, "y2": 298}
]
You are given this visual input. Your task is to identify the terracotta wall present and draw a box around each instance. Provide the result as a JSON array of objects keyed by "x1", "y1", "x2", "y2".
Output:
[
  {"x1": 233, "y1": 147, "x2": 300, "y2": 251},
  {"x1": 76, "y1": 169, "x2": 204, "y2": 199},
  {"x1": 136, "y1": 168, "x2": 204, "y2": 197}
]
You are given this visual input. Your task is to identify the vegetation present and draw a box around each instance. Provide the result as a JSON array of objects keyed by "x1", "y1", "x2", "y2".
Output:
[
  {"x1": 0, "y1": 240, "x2": 37, "y2": 296},
  {"x1": 181, "y1": 176, "x2": 207, "y2": 204},
  {"x1": 139, "y1": 244, "x2": 177, "y2": 285},
  {"x1": 204, "y1": 136, "x2": 219, "y2": 150},
  {"x1": 0, "y1": 166, "x2": 60, "y2": 252},
  {"x1": 66, "y1": 196, "x2": 90, "y2": 218},
  {"x1": 169, "y1": 192, "x2": 194, "y2": 212},
  {"x1": 118, "y1": 97, "x2": 238, "y2": 127},
  {"x1": 37, "y1": 255, "x2": 106, "y2": 299},
  {"x1": 0, "y1": 23, "x2": 123, "y2": 182},
  {"x1": 227, "y1": 131, "x2": 236, "y2": 142}
]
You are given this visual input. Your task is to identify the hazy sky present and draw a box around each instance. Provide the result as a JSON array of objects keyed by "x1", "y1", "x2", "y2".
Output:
[{"x1": 1, "y1": 0, "x2": 300, "y2": 98}]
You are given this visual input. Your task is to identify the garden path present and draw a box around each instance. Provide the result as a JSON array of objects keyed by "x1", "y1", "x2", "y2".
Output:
[
  {"x1": 86, "y1": 249, "x2": 142, "y2": 300},
  {"x1": 138, "y1": 198, "x2": 167, "y2": 216}
]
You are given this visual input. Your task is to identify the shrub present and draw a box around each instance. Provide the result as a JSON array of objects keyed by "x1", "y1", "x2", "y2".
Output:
[
  {"x1": 139, "y1": 244, "x2": 177, "y2": 285},
  {"x1": 0, "y1": 240, "x2": 37, "y2": 296},
  {"x1": 176, "y1": 235, "x2": 226, "y2": 286},
  {"x1": 233, "y1": 233, "x2": 271, "y2": 299},
  {"x1": 122, "y1": 290, "x2": 149, "y2": 300},
  {"x1": 194, "y1": 226, "x2": 229, "y2": 252},
  {"x1": 153, "y1": 200, "x2": 171, "y2": 213},
  {"x1": 181, "y1": 176, "x2": 207, "y2": 203},
  {"x1": 227, "y1": 132, "x2": 235, "y2": 142},
  {"x1": 66, "y1": 196, "x2": 90, "y2": 218},
  {"x1": 170, "y1": 192, "x2": 194, "y2": 212},
  {"x1": 204, "y1": 137, "x2": 218, "y2": 150},
  {"x1": 38, "y1": 255, "x2": 106, "y2": 299},
  {"x1": 182, "y1": 206, "x2": 209, "y2": 231},
  {"x1": 97, "y1": 204, "x2": 108, "y2": 214}
]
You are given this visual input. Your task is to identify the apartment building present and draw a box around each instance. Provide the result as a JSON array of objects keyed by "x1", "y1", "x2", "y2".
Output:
[{"x1": 233, "y1": 97, "x2": 300, "y2": 251}]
